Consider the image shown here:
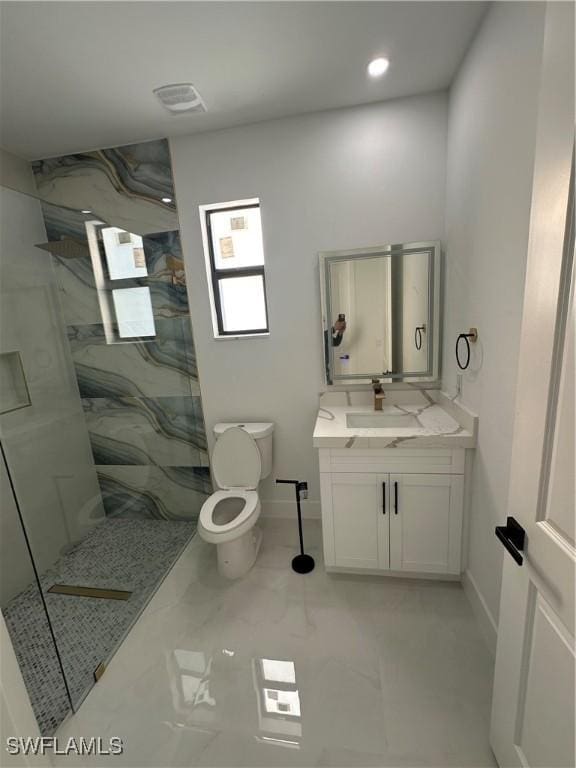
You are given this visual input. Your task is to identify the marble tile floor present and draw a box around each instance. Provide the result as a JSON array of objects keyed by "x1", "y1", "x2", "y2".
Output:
[
  {"x1": 3, "y1": 518, "x2": 195, "y2": 736},
  {"x1": 53, "y1": 518, "x2": 497, "y2": 768}
]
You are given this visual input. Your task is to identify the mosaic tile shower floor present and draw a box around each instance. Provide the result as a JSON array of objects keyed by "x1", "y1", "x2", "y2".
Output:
[{"x1": 3, "y1": 518, "x2": 195, "y2": 735}]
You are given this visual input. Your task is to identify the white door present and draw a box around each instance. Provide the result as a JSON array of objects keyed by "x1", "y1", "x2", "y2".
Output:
[
  {"x1": 490, "y1": 4, "x2": 575, "y2": 767},
  {"x1": 329, "y1": 473, "x2": 389, "y2": 569},
  {"x1": 389, "y1": 474, "x2": 463, "y2": 574}
]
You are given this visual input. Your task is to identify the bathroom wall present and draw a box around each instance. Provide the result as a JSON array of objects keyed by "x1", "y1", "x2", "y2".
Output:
[
  {"x1": 0, "y1": 150, "x2": 71, "y2": 752},
  {"x1": 0, "y1": 148, "x2": 36, "y2": 196},
  {"x1": 32, "y1": 139, "x2": 211, "y2": 520},
  {"x1": 0, "y1": 164, "x2": 97, "y2": 736},
  {"x1": 0, "y1": 152, "x2": 36, "y2": 605},
  {"x1": 0, "y1": 184, "x2": 105, "y2": 579},
  {"x1": 442, "y1": 2, "x2": 545, "y2": 647},
  {"x1": 400, "y1": 253, "x2": 430, "y2": 374},
  {"x1": 330, "y1": 258, "x2": 392, "y2": 377},
  {"x1": 171, "y1": 92, "x2": 448, "y2": 515},
  {"x1": 0, "y1": 450, "x2": 36, "y2": 607}
]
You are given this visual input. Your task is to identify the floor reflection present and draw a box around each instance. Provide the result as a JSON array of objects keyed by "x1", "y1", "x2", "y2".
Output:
[
  {"x1": 253, "y1": 657, "x2": 302, "y2": 747},
  {"x1": 172, "y1": 650, "x2": 215, "y2": 709},
  {"x1": 53, "y1": 519, "x2": 496, "y2": 767},
  {"x1": 169, "y1": 650, "x2": 304, "y2": 748}
]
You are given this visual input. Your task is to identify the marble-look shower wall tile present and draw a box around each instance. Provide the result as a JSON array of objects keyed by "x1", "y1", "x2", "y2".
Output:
[
  {"x1": 33, "y1": 137, "x2": 211, "y2": 539},
  {"x1": 83, "y1": 396, "x2": 208, "y2": 467},
  {"x1": 36, "y1": 201, "x2": 99, "y2": 326},
  {"x1": 96, "y1": 466, "x2": 212, "y2": 521},
  {"x1": 142, "y1": 230, "x2": 185, "y2": 280},
  {"x1": 67, "y1": 318, "x2": 199, "y2": 397},
  {"x1": 40, "y1": 200, "x2": 92, "y2": 244},
  {"x1": 32, "y1": 140, "x2": 178, "y2": 235},
  {"x1": 142, "y1": 230, "x2": 189, "y2": 318},
  {"x1": 52, "y1": 264, "x2": 190, "y2": 327}
]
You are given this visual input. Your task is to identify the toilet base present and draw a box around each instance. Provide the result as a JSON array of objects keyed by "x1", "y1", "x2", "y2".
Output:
[{"x1": 216, "y1": 525, "x2": 263, "y2": 579}]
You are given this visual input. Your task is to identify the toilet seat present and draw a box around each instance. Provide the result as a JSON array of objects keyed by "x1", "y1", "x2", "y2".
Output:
[
  {"x1": 198, "y1": 489, "x2": 260, "y2": 543},
  {"x1": 197, "y1": 424, "x2": 272, "y2": 578}
]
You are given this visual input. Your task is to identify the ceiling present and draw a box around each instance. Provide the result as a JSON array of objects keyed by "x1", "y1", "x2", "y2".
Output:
[{"x1": 0, "y1": 1, "x2": 487, "y2": 160}]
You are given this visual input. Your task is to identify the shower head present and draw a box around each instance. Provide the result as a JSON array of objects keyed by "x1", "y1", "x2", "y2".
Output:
[{"x1": 35, "y1": 237, "x2": 89, "y2": 259}]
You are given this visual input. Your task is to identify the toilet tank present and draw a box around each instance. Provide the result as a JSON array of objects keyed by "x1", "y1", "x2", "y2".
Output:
[{"x1": 213, "y1": 422, "x2": 274, "y2": 480}]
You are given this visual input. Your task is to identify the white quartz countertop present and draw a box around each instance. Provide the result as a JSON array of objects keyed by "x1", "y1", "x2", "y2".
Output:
[{"x1": 313, "y1": 389, "x2": 477, "y2": 449}]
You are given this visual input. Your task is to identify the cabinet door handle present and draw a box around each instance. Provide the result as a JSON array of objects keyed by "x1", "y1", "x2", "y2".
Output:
[
  {"x1": 382, "y1": 481, "x2": 386, "y2": 514},
  {"x1": 394, "y1": 481, "x2": 399, "y2": 514}
]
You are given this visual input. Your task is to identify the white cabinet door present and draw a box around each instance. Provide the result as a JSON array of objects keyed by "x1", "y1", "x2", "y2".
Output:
[
  {"x1": 327, "y1": 473, "x2": 389, "y2": 569},
  {"x1": 389, "y1": 474, "x2": 463, "y2": 575}
]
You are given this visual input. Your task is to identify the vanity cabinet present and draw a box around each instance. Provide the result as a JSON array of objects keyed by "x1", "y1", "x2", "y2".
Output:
[
  {"x1": 327, "y1": 473, "x2": 390, "y2": 570},
  {"x1": 388, "y1": 473, "x2": 463, "y2": 574},
  {"x1": 319, "y1": 448, "x2": 465, "y2": 578}
]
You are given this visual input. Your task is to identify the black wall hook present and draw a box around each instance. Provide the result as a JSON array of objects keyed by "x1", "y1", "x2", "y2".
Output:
[{"x1": 456, "y1": 328, "x2": 478, "y2": 370}]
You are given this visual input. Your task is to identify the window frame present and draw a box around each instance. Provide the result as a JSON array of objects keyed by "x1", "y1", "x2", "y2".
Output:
[{"x1": 203, "y1": 201, "x2": 270, "y2": 338}]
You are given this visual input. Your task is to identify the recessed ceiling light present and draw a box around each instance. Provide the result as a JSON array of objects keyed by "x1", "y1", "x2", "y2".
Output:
[
  {"x1": 367, "y1": 57, "x2": 390, "y2": 78},
  {"x1": 161, "y1": 197, "x2": 173, "y2": 204}
]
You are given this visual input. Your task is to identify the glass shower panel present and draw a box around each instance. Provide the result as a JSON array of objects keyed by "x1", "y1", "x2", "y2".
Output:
[
  {"x1": 0, "y1": 182, "x2": 107, "y2": 730},
  {"x1": 0, "y1": 138, "x2": 211, "y2": 734},
  {"x1": 1, "y1": 443, "x2": 73, "y2": 735}
]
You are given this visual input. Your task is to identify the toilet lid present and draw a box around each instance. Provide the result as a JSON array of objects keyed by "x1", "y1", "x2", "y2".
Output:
[{"x1": 212, "y1": 426, "x2": 261, "y2": 490}]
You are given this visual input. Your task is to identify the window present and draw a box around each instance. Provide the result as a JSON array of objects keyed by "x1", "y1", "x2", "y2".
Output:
[
  {"x1": 201, "y1": 199, "x2": 269, "y2": 337},
  {"x1": 102, "y1": 227, "x2": 148, "y2": 280},
  {"x1": 112, "y1": 286, "x2": 156, "y2": 339},
  {"x1": 85, "y1": 220, "x2": 157, "y2": 344}
]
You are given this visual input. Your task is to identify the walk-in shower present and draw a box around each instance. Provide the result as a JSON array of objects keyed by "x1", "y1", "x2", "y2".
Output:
[{"x1": 0, "y1": 139, "x2": 210, "y2": 734}]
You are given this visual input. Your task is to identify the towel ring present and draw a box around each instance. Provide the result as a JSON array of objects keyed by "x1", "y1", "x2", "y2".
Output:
[
  {"x1": 456, "y1": 328, "x2": 478, "y2": 370},
  {"x1": 414, "y1": 324, "x2": 426, "y2": 351}
]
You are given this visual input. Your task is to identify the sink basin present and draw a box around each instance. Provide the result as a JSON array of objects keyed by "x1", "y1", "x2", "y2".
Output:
[{"x1": 346, "y1": 412, "x2": 421, "y2": 429}]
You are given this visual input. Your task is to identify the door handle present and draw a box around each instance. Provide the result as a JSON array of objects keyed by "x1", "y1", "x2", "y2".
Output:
[
  {"x1": 495, "y1": 516, "x2": 525, "y2": 566},
  {"x1": 382, "y1": 482, "x2": 386, "y2": 514},
  {"x1": 394, "y1": 481, "x2": 398, "y2": 514}
]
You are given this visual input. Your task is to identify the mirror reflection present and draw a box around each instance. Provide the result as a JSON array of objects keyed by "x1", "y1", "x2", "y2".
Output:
[{"x1": 321, "y1": 242, "x2": 440, "y2": 384}]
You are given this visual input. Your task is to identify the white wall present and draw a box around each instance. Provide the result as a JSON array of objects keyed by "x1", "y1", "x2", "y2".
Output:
[
  {"x1": 0, "y1": 187, "x2": 104, "y2": 582},
  {"x1": 0, "y1": 152, "x2": 57, "y2": 759},
  {"x1": 331, "y1": 258, "x2": 392, "y2": 377},
  {"x1": 0, "y1": 451, "x2": 33, "y2": 607},
  {"x1": 443, "y1": 2, "x2": 545, "y2": 642},
  {"x1": 401, "y1": 252, "x2": 429, "y2": 373},
  {"x1": 0, "y1": 148, "x2": 36, "y2": 196},
  {"x1": 171, "y1": 93, "x2": 447, "y2": 514}
]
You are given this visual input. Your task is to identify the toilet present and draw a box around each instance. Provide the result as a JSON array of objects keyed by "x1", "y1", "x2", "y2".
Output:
[{"x1": 198, "y1": 422, "x2": 274, "y2": 579}]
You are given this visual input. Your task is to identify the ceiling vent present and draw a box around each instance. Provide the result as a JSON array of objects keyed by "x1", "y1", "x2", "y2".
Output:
[{"x1": 153, "y1": 83, "x2": 206, "y2": 114}]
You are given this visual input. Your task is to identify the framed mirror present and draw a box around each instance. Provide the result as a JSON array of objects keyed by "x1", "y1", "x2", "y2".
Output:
[{"x1": 320, "y1": 241, "x2": 441, "y2": 385}]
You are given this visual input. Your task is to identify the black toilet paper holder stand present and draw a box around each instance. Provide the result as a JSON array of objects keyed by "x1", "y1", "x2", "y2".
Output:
[{"x1": 275, "y1": 479, "x2": 315, "y2": 574}]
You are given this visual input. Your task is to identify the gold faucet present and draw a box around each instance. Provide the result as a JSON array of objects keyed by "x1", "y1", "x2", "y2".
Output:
[{"x1": 371, "y1": 379, "x2": 386, "y2": 411}]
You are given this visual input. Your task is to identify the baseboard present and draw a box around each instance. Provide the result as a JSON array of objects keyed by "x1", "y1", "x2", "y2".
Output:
[
  {"x1": 462, "y1": 569, "x2": 498, "y2": 657},
  {"x1": 260, "y1": 499, "x2": 321, "y2": 519},
  {"x1": 326, "y1": 566, "x2": 460, "y2": 581}
]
